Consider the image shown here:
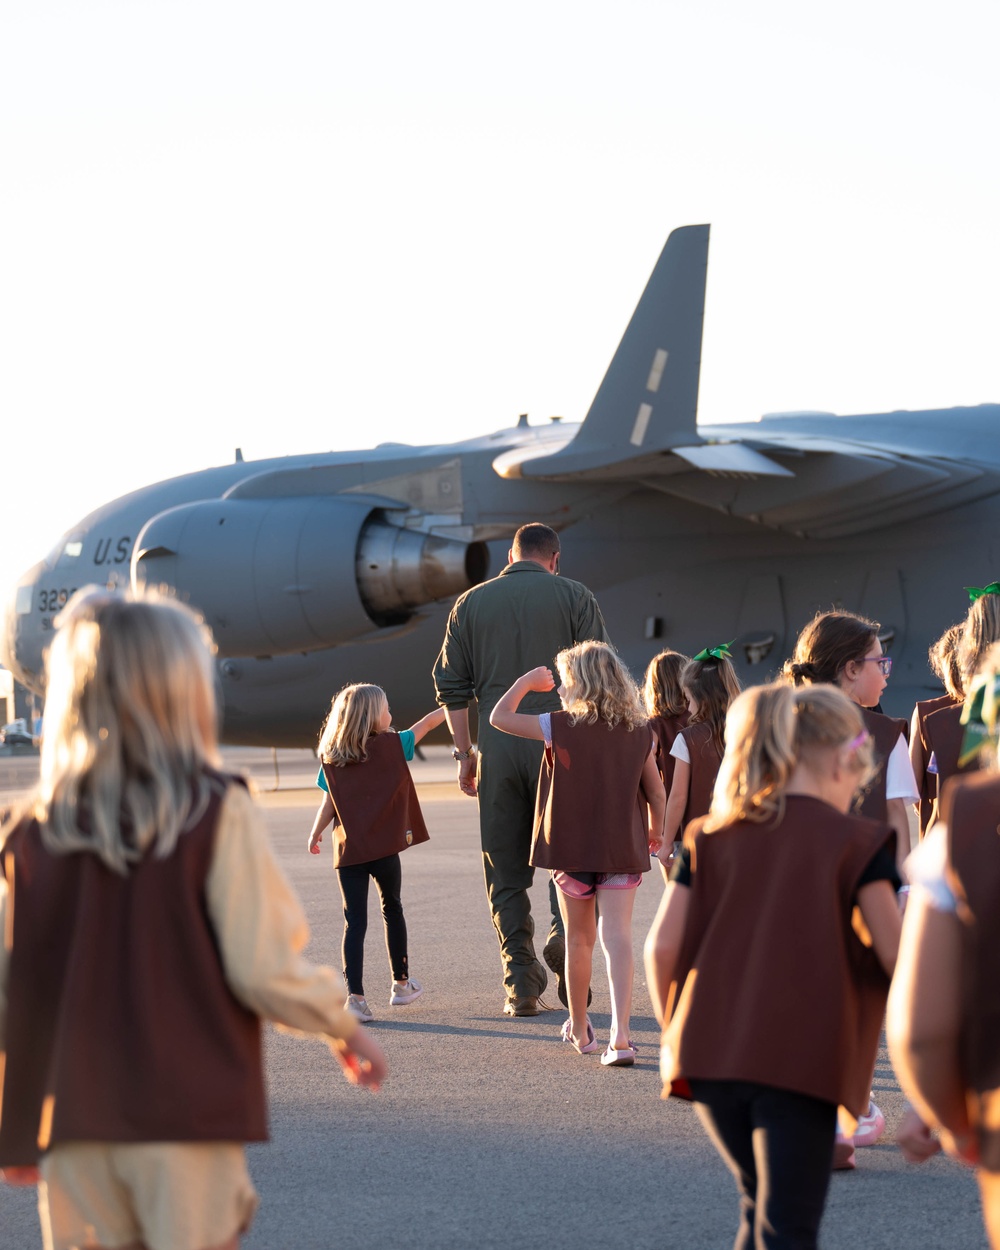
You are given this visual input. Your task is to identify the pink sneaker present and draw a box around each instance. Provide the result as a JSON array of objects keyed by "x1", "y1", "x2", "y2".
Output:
[{"x1": 852, "y1": 1100, "x2": 886, "y2": 1148}]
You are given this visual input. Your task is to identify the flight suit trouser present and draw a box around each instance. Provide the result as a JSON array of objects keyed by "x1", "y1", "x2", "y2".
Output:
[{"x1": 476, "y1": 731, "x2": 563, "y2": 1000}]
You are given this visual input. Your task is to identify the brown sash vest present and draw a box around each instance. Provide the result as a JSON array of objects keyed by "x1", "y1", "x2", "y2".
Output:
[
  {"x1": 855, "y1": 707, "x2": 908, "y2": 822},
  {"x1": 943, "y1": 773, "x2": 1000, "y2": 1171},
  {"x1": 661, "y1": 795, "x2": 894, "y2": 1118},
  {"x1": 924, "y1": 704, "x2": 978, "y2": 834},
  {"x1": 321, "y1": 731, "x2": 429, "y2": 868},
  {"x1": 531, "y1": 712, "x2": 653, "y2": 873},
  {"x1": 0, "y1": 771, "x2": 267, "y2": 1168},
  {"x1": 915, "y1": 695, "x2": 961, "y2": 837},
  {"x1": 681, "y1": 721, "x2": 723, "y2": 827},
  {"x1": 650, "y1": 711, "x2": 690, "y2": 798}
]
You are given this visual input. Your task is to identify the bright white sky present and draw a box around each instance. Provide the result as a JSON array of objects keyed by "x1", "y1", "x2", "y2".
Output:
[{"x1": 2, "y1": 1, "x2": 999, "y2": 601}]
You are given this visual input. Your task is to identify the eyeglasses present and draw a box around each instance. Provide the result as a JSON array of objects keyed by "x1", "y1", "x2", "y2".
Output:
[{"x1": 862, "y1": 656, "x2": 893, "y2": 677}]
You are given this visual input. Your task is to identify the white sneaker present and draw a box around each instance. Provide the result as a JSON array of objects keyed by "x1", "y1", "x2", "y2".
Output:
[
  {"x1": 346, "y1": 994, "x2": 374, "y2": 1023},
  {"x1": 852, "y1": 1100, "x2": 886, "y2": 1147},
  {"x1": 390, "y1": 978, "x2": 423, "y2": 1006}
]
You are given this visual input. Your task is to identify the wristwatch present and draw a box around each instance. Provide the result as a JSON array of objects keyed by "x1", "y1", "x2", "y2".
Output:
[{"x1": 452, "y1": 746, "x2": 475, "y2": 761}]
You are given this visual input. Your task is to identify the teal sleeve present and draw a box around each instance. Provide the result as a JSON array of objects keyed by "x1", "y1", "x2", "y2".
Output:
[
  {"x1": 316, "y1": 765, "x2": 329, "y2": 793},
  {"x1": 398, "y1": 730, "x2": 416, "y2": 761}
]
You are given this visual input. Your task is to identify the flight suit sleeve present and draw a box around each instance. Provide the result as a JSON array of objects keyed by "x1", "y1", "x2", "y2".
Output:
[
  {"x1": 573, "y1": 587, "x2": 611, "y2": 646},
  {"x1": 433, "y1": 599, "x2": 476, "y2": 710}
]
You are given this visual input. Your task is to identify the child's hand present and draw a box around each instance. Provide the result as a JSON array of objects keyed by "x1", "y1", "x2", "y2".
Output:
[
  {"x1": 521, "y1": 666, "x2": 556, "y2": 693},
  {"x1": 308, "y1": 828, "x2": 322, "y2": 855},
  {"x1": 333, "y1": 1031, "x2": 388, "y2": 1092},
  {"x1": 895, "y1": 1107, "x2": 941, "y2": 1164},
  {"x1": 0, "y1": 1167, "x2": 40, "y2": 1186}
]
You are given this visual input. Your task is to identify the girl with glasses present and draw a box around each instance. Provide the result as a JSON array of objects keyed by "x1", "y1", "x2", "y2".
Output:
[{"x1": 783, "y1": 609, "x2": 918, "y2": 1165}]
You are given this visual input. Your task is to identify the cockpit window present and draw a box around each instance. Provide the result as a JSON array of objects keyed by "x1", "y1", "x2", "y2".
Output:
[
  {"x1": 15, "y1": 586, "x2": 32, "y2": 615},
  {"x1": 63, "y1": 541, "x2": 83, "y2": 558}
]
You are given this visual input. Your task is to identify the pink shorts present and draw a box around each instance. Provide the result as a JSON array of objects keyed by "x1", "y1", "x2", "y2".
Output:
[{"x1": 552, "y1": 870, "x2": 642, "y2": 899}]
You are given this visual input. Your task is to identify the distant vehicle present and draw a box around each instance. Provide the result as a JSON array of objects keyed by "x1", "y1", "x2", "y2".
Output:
[
  {"x1": 2, "y1": 224, "x2": 997, "y2": 746},
  {"x1": 1, "y1": 718, "x2": 34, "y2": 747}
]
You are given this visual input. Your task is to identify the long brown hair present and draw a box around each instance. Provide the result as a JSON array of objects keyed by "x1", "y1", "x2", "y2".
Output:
[
  {"x1": 958, "y1": 593, "x2": 1000, "y2": 691},
  {"x1": 681, "y1": 654, "x2": 741, "y2": 756},
  {"x1": 643, "y1": 649, "x2": 689, "y2": 719},
  {"x1": 783, "y1": 611, "x2": 879, "y2": 688},
  {"x1": 929, "y1": 623, "x2": 965, "y2": 701}
]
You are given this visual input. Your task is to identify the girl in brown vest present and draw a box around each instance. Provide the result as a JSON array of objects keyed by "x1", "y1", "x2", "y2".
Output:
[
  {"x1": 490, "y1": 642, "x2": 665, "y2": 1066},
  {"x1": 661, "y1": 644, "x2": 741, "y2": 855},
  {"x1": 784, "y1": 610, "x2": 917, "y2": 872},
  {"x1": 0, "y1": 589, "x2": 386, "y2": 1250},
  {"x1": 889, "y1": 641, "x2": 1000, "y2": 1249},
  {"x1": 784, "y1": 610, "x2": 916, "y2": 1155},
  {"x1": 645, "y1": 683, "x2": 901, "y2": 1250},
  {"x1": 643, "y1": 649, "x2": 690, "y2": 880},
  {"x1": 308, "y1": 684, "x2": 443, "y2": 1022},
  {"x1": 910, "y1": 623, "x2": 964, "y2": 839},
  {"x1": 915, "y1": 586, "x2": 1000, "y2": 834}
]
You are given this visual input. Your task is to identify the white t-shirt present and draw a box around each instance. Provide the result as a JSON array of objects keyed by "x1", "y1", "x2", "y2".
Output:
[
  {"x1": 671, "y1": 726, "x2": 918, "y2": 800},
  {"x1": 886, "y1": 734, "x2": 920, "y2": 803}
]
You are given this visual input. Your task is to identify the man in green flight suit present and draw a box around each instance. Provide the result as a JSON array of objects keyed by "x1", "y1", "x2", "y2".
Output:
[{"x1": 433, "y1": 522, "x2": 610, "y2": 1016}]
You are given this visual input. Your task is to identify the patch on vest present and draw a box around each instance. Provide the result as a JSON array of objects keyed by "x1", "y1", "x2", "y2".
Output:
[{"x1": 405, "y1": 829, "x2": 413, "y2": 845}]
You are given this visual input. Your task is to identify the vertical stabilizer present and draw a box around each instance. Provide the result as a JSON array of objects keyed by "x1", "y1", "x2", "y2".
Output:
[{"x1": 520, "y1": 224, "x2": 709, "y2": 477}]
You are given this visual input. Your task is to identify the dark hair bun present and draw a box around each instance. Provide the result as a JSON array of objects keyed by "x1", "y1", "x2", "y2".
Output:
[{"x1": 784, "y1": 660, "x2": 817, "y2": 685}]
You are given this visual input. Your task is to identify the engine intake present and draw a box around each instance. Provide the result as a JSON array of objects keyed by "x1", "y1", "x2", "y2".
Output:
[{"x1": 132, "y1": 497, "x2": 487, "y2": 656}]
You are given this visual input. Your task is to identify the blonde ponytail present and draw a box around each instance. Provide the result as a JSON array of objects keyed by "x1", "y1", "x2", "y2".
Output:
[
  {"x1": 705, "y1": 682, "x2": 873, "y2": 832},
  {"x1": 704, "y1": 685, "x2": 797, "y2": 831}
]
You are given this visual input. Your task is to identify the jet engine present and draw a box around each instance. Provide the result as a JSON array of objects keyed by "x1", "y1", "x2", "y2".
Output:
[{"x1": 131, "y1": 497, "x2": 487, "y2": 656}]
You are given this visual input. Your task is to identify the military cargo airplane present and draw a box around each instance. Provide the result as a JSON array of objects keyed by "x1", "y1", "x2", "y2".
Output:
[{"x1": 2, "y1": 225, "x2": 996, "y2": 745}]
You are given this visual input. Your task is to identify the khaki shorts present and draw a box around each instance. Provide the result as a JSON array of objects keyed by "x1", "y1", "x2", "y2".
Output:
[{"x1": 39, "y1": 1142, "x2": 258, "y2": 1250}]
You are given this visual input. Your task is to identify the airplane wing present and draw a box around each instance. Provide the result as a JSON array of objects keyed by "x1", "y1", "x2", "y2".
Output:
[{"x1": 493, "y1": 225, "x2": 1000, "y2": 539}]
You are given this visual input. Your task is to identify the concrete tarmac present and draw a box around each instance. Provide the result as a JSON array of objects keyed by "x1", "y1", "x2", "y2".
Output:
[{"x1": 0, "y1": 748, "x2": 986, "y2": 1249}]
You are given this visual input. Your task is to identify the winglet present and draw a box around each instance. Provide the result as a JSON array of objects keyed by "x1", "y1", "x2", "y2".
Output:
[{"x1": 519, "y1": 224, "x2": 710, "y2": 477}]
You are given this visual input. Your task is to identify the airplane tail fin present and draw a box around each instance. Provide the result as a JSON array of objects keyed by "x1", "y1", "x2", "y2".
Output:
[{"x1": 519, "y1": 224, "x2": 710, "y2": 478}]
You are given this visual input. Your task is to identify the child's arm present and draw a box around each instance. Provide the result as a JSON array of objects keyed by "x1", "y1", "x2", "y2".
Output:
[
  {"x1": 887, "y1": 798, "x2": 912, "y2": 874},
  {"x1": 488, "y1": 667, "x2": 555, "y2": 740},
  {"x1": 856, "y1": 878, "x2": 902, "y2": 977},
  {"x1": 640, "y1": 748, "x2": 666, "y2": 853},
  {"x1": 407, "y1": 705, "x2": 447, "y2": 744},
  {"x1": 307, "y1": 792, "x2": 336, "y2": 855},
  {"x1": 887, "y1": 888, "x2": 972, "y2": 1160},
  {"x1": 643, "y1": 882, "x2": 691, "y2": 1026},
  {"x1": 661, "y1": 760, "x2": 690, "y2": 850},
  {"x1": 209, "y1": 785, "x2": 388, "y2": 1091}
]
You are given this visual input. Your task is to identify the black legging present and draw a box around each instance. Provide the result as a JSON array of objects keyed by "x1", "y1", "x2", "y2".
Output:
[
  {"x1": 336, "y1": 853, "x2": 408, "y2": 997},
  {"x1": 687, "y1": 1079, "x2": 837, "y2": 1250}
]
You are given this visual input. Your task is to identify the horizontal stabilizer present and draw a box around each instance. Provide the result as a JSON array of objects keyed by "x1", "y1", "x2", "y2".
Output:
[{"x1": 516, "y1": 224, "x2": 710, "y2": 478}]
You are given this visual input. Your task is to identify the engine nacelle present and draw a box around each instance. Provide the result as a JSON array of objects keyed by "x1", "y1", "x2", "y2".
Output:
[{"x1": 132, "y1": 497, "x2": 487, "y2": 656}]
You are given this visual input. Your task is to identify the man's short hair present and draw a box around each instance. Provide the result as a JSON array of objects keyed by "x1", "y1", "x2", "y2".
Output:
[{"x1": 512, "y1": 523, "x2": 560, "y2": 561}]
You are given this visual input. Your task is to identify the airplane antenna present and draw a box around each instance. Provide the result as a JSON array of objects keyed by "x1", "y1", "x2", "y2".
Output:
[
  {"x1": 235, "y1": 447, "x2": 244, "y2": 462},
  {"x1": 517, "y1": 414, "x2": 529, "y2": 428}
]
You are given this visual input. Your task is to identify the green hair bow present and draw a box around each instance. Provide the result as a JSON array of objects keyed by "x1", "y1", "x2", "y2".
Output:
[
  {"x1": 966, "y1": 582, "x2": 1000, "y2": 603},
  {"x1": 959, "y1": 665, "x2": 1000, "y2": 767},
  {"x1": 693, "y1": 641, "x2": 735, "y2": 663}
]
